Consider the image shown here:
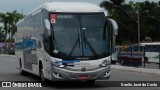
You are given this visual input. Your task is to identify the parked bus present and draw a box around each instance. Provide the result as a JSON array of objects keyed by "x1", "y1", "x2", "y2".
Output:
[
  {"x1": 15, "y1": 2, "x2": 118, "y2": 84},
  {"x1": 139, "y1": 42, "x2": 160, "y2": 63}
]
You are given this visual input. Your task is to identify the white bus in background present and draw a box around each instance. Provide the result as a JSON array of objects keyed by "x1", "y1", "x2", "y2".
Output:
[
  {"x1": 111, "y1": 46, "x2": 123, "y2": 64},
  {"x1": 15, "y1": 2, "x2": 118, "y2": 84},
  {"x1": 139, "y1": 42, "x2": 160, "y2": 63}
]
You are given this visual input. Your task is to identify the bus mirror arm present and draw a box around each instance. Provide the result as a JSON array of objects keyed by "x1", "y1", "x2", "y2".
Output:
[
  {"x1": 44, "y1": 19, "x2": 51, "y2": 36},
  {"x1": 106, "y1": 18, "x2": 118, "y2": 36},
  {"x1": 106, "y1": 18, "x2": 118, "y2": 55}
]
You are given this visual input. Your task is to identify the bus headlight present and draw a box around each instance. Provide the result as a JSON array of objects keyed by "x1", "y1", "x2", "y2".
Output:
[
  {"x1": 100, "y1": 60, "x2": 111, "y2": 67},
  {"x1": 59, "y1": 65, "x2": 66, "y2": 68},
  {"x1": 51, "y1": 62, "x2": 59, "y2": 67},
  {"x1": 51, "y1": 62, "x2": 66, "y2": 68}
]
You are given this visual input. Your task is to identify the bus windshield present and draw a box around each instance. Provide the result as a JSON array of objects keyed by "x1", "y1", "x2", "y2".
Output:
[{"x1": 51, "y1": 13, "x2": 109, "y2": 59}]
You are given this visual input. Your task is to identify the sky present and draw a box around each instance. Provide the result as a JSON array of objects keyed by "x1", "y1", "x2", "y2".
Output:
[{"x1": 0, "y1": 0, "x2": 159, "y2": 15}]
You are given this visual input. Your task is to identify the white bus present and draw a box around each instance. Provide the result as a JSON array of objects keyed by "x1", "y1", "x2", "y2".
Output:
[
  {"x1": 15, "y1": 2, "x2": 118, "y2": 84},
  {"x1": 138, "y1": 42, "x2": 160, "y2": 63}
]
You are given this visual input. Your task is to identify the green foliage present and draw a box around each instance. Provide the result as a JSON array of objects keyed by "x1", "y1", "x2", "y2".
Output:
[
  {"x1": 0, "y1": 11, "x2": 24, "y2": 48},
  {"x1": 100, "y1": 0, "x2": 160, "y2": 44},
  {"x1": 0, "y1": 26, "x2": 5, "y2": 42},
  {"x1": 0, "y1": 11, "x2": 24, "y2": 41}
]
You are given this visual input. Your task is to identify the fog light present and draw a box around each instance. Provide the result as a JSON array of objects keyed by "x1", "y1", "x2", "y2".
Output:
[
  {"x1": 51, "y1": 61, "x2": 66, "y2": 68},
  {"x1": 53, "y1": 72, "x2": 62, "y2": 78},
  {"x1": 104, "y1": 71, "x2": 110, "y2": 77}
]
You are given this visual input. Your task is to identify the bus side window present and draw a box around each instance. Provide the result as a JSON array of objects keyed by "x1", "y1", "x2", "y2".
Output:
[
  {"x1": 155, "y1": 45, "x2": 160, "y2": 52},
  {"x1": 43, "y1": 35, "x2": 51, "y2": 55},
  {"x1": 32, "y1": 40, "x2": 37, "y2": 50},
  {"x1": 150, "y1": 45, "x2": 154, "y2": 52},
  {"x1": 146, "y1": 45, "x2": 149, "y2": 52},
  {"x1": 140, "y1": 46, "x2": 144, "y2": 52},
  {"x1": 37, "y1": 41, "x2": 42, "y2": 49},
  {"x1": 158, "y1": 45, "x2": 160, "y2": 52}
]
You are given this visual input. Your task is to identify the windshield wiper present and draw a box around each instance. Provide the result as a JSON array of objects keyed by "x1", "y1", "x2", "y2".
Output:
[
  {"x1": 83, "y1": 30, "x2": 97, "y2": 57},
  {"x1": 69, "y1": 31, "x2": 80, "y2": 56}
]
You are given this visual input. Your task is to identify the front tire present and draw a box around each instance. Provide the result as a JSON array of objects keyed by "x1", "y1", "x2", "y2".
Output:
[
  {"x1": 39, "y1": 66, "x2": 48, "y2": 84},
  {"x1": 40, "y1": 69, "x2": 45, "y2": 82},
  {"x1": 19, "y1": 59, "x2": 26, "y2": 75}
]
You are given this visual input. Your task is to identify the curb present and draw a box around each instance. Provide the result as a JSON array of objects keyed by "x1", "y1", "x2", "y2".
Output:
[
  {"x1": 111, "y1": 65, "x2": 160, "y2": 75},
  {"x1": 0, "y1": 54, "x2": 15, "y2": 57}
]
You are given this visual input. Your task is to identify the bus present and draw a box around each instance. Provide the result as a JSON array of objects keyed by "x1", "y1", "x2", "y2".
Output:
[
  {"x1": 139, "y1": 42, "x2": 160, "y2": 63},
  {"x1": 15, "y1": 2, "x2": 118, "y2": 84}
]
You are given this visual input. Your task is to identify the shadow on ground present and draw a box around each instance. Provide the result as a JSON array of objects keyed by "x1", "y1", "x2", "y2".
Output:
[{"x1": 21, "y1": 72, "x2": 108, "y2": 89}]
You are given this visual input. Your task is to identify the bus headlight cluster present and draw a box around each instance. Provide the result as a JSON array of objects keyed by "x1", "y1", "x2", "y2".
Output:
[
  {"x1": 100, "y1": 60, "x2": 111, "y2": 67},
  {"x1": 51, "y1": 62, "x2": 66, "y2": 68}
]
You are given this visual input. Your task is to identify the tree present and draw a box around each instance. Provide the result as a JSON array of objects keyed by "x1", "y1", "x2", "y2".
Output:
[
  {"x1": 137, "y1": 1, "x2": 160, "y2": 41},
  {"x1": 0, "y1": 13, "x2": 9, "y2": 50},
  {"x1": 0, "y1": 11, "x2": 24, "y2": 49},
  {"x1": 0, "y1": 26, "x2": 5, "y2": 42},
  {"x1": 6, "y1": 11, "x2": 24, "y2": 47},
  {"x1": 100, "y1": 0, "x2": 160, "y2": 44},
  {"x1": 100, "y1": 0, "x2": 136, "y2": 44},
  {"x1": 100, "y1": 0, "x2": 125, "y2": 16}
]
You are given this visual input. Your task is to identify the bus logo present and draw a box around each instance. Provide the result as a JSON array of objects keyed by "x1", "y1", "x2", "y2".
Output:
[{"x1": 81, "y1": 67, "x2": 86, "y2": 71}]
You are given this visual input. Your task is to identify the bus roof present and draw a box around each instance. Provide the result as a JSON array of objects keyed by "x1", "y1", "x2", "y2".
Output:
[
  {"x1": 42, "y1": 2, "x2": 104, "y2": 13},
  {"x1": 17, "y1": 2, "x2": 105, "y2": 25}
]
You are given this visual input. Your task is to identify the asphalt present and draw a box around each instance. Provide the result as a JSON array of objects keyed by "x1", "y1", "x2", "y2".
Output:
[
  {"x1": 0, "y1": 54, "x2": 15, "y2": 56},
  {"x1": 111, "y1": 65, "x2": 160, "y2": 75},
  {"x1": 1, "y1": 54, "x2": 160, "y2": 75}
]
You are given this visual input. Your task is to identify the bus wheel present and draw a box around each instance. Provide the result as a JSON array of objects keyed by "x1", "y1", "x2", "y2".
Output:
[
  {"x1": 39, "y1": 64, "x2": 47, "y2": 84},
  {"x1": 19, "y1": 59, "x2": 26, "y2": 75},
  {"x1": 86, "y1": 80, "x2": 95, "y2": 85},
  {"x1": 40, "y1": 68, "x2": 45, "y2": 82},
  {"x1": 40, "y1": 68, "x2": 48, "y2": 85}
]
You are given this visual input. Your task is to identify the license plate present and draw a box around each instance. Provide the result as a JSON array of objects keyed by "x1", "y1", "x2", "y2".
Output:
[{"x1": 77, "y1": 75, "x2": 90, "y2": 80}]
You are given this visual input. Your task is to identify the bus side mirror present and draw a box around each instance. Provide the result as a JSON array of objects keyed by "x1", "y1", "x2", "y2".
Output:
[
  {"x1": 106, "y1": 18, "x2": 118, "y2": 35},
  {"x1": 106, "y1": 18, "x2": 118, "y2": 55},
  {"x1": 44, "y1": 19, "x2": 51, "y2": 36}
]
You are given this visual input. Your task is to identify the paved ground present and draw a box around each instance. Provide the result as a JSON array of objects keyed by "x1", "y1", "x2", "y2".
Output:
[
  {"x1": 0, "y1": 55, "x2": 160, "y2": 90},
  {"x1": 112, "y1": 65, "x2": 160, "y2": 75}
]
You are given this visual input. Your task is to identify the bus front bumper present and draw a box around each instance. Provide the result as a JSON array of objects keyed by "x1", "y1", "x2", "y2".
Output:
[{"x1": 51, "y1": 66, "x2": 110, "y2": 81}]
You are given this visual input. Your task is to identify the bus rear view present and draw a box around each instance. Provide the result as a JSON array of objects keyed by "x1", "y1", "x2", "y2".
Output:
[{"x1": 15, "y1": 2, "x2": 118, "y2": 85}]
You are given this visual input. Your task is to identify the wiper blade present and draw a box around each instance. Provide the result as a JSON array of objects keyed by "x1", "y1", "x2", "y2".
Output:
[
  {"x1": 69, "y1": 38, "x2": 79, "y2": 56},
  {"x1": 83, "y1": 30, "x2": 97, "y2": 57},
  {"x1": 69, "y1": 31, "x2": 80, "y2": 56}
]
